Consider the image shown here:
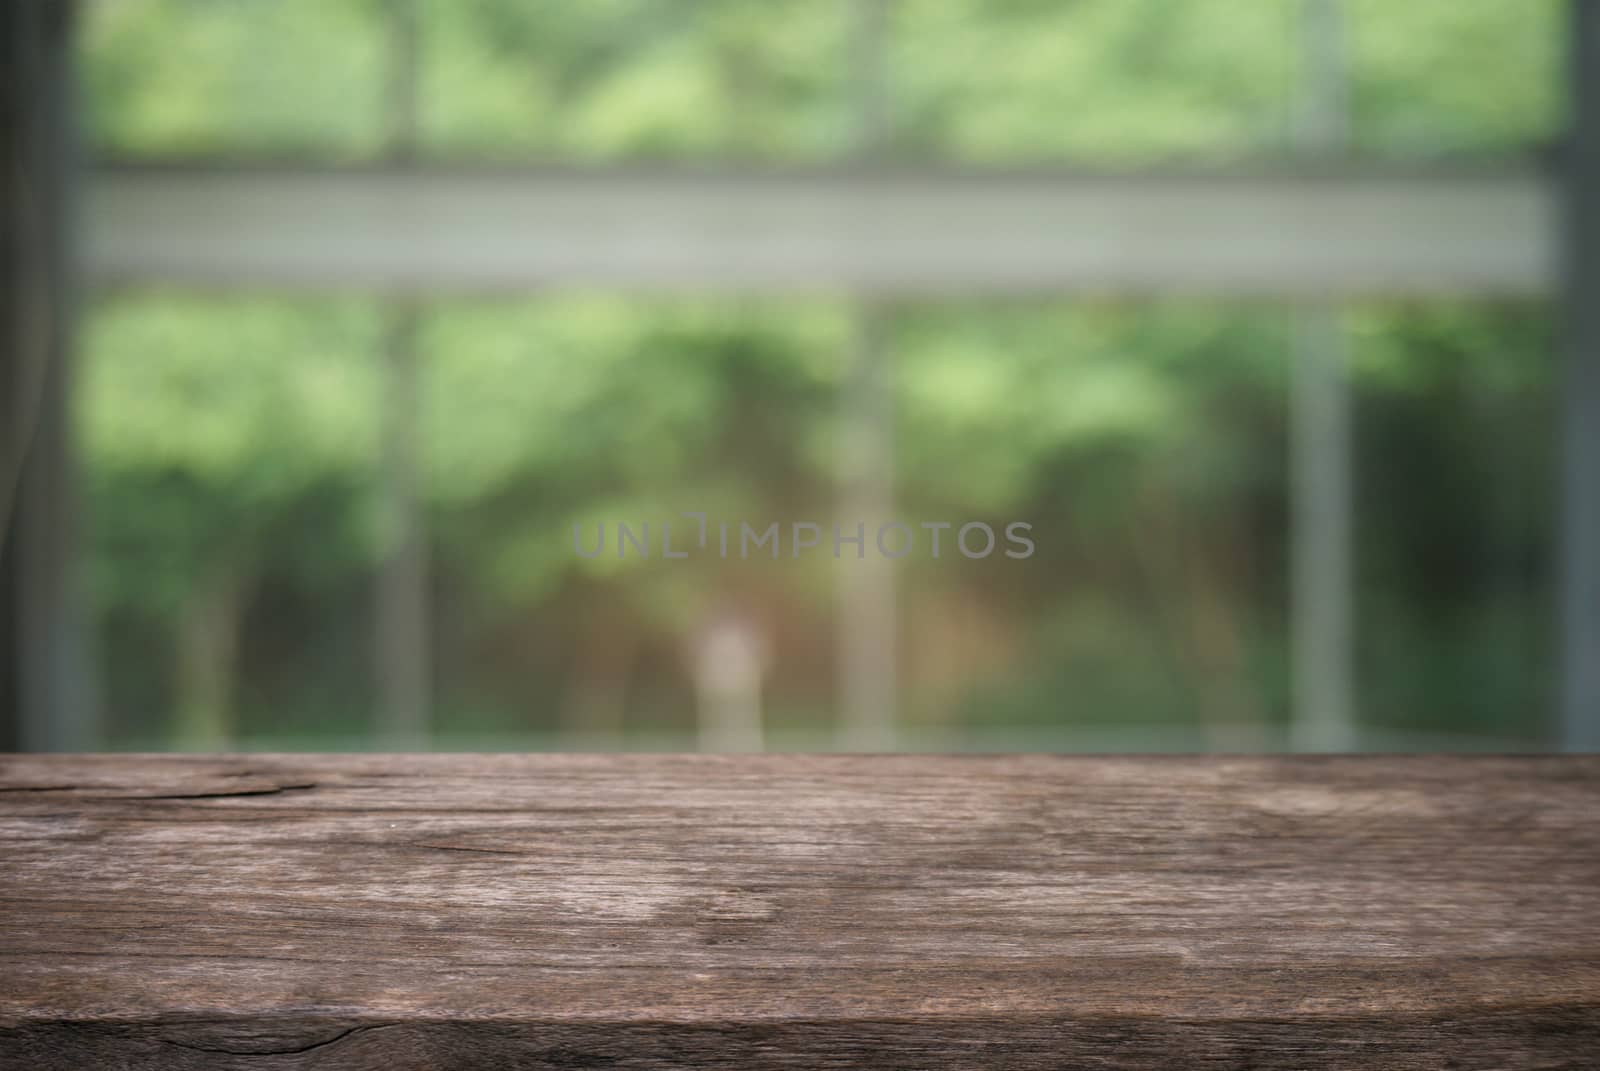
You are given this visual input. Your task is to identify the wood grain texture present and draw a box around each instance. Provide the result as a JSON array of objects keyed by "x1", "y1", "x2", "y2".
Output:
[{"x1": 1, "y1": 754, "x2": 1597, "y2": 1069}]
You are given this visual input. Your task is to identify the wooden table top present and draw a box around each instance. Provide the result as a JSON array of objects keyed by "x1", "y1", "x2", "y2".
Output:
[{"x1": 2, "y1": 753, "x2": 1598, "y2": 1069}]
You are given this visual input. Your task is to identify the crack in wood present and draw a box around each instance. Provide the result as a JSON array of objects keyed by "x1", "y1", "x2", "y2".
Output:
[
  {"x1": 157, "y1": 1022, "x2": 390, "y2": 1056},
  {"x1": 100, "y1": 782, "x2": 320, "y2": 801}
]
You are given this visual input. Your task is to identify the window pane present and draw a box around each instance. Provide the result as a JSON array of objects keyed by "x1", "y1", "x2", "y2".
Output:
[
  {"x1": 420, "y1": 298, "x2": 849, "y2": 746},
  {"x1": 82, "y1": 0, "x2": 386, "y2": 160},
  {"x1": 421, "y1": 1, "x2": 853, "y2": 162},
  {"x1": 888, "y1": 0, "x2": 1297, "y2": 165},
  {"x1": 1351, "y1": 302, "x2": 1554, "y2": 745},
  {"x1": 890, "y1": 302, "x2": 1291, "y2": 747},
  {"x1": 80, "y1": 294, "x2": 381, "y2": 747},
  {"x1": 1347, "y1": 0, "x2": 1562, "y2": 158}
]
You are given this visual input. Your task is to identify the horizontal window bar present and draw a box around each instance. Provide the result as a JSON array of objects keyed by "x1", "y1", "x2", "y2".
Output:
[{"x1": 86, "y1": 167, "x2": 1553, "y2": 295}]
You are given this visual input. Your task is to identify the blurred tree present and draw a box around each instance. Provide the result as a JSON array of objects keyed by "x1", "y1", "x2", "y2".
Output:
[
  {"x1": 82, "y1": 297, "x2": 380, "y2": 745},
  {"x1": 889, "y1": 0, "x2": 1296, "y2": 163},
  {"x1": 420, "y1": 0, "x2": 850, "y2": 160},
  {"x1": 421, "y1": 300, "x2": 846, "y2": 737},
  {"x1": 82, "y1": 0, "x2": 385, "y2": 159}
]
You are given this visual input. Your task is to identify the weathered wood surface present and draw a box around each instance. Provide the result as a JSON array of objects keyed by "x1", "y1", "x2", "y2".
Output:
[{"x1": 1, "y1": 754, "x2": 1598, "y2": 1069}]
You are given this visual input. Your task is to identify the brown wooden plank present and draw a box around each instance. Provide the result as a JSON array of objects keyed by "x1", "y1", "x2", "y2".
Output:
[{"x1": 1, "y1": 754, "x2": 1598, "y2": 1069}]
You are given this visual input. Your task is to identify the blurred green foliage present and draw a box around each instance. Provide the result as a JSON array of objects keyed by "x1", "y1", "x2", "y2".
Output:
[
  {"x1": 82, "y1": 0, "x2": 387, "y2": 158},
  {"x1": 75, "y1": 0, "x2": 1559, "y2": 747},
  {"x1": 1347, "y1": 0, "x2": 1561, "y2": 157},
  {"x1": 79, "y1": 292, "x2": 1553, "y2": 747},
  {"x1": 82, "y1": 0, "x2": 1559, "y2": 162}
]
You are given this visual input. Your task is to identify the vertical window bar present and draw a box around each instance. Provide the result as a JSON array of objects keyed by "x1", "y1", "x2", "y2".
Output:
[
  {"x1": 375, "y1": 0, "x2": 430, "y2": 749},
  {"x1": 837, "y1": 0, "x2": 897, "y2": 751},
  {"x1": 1562, "y1": 0, "x2": 1600, "y2": 751},
  {"x1": 2, "y1": 0, "x2": 96, "y2": 751},
  {"x1": 1290, "y1": 0, "x2": 1357, "y2": 752}
]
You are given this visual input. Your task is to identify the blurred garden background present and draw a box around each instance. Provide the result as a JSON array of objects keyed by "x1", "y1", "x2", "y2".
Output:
[{"x1": 51, "y1": 0, "x2": 1566, "y2": 750}]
